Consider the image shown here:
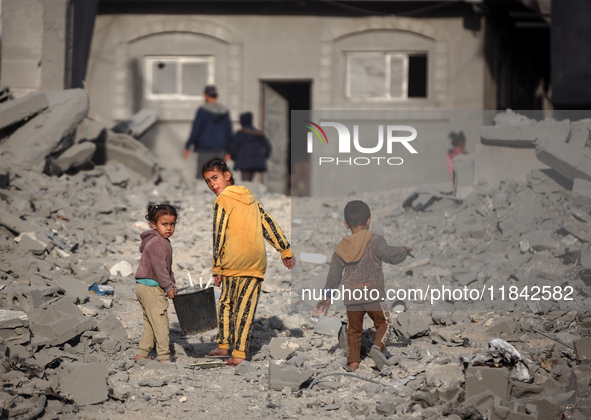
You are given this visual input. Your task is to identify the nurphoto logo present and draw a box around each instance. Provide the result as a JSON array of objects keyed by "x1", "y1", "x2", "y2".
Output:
[{"x1": 303, "y1": 120, "x2": 418, "y2": 166}]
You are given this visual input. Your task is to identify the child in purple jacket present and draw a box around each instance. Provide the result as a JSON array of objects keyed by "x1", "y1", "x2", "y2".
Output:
[{"x1": 134, "y1": 204, "x2": 178, "y2": 363}]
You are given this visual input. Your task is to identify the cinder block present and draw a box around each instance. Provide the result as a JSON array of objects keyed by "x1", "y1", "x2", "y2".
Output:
[{"x1": 58, "y1": 362, "x2": 108, "y2": 405}]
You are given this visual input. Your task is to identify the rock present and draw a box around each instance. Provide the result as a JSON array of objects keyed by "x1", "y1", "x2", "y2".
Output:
[
  {"x1": 268, "y1": 361, "x2": 313, "y2": 391},
  {"x1": 57, "y1": 362, "x2": 108, "y2": 405}
]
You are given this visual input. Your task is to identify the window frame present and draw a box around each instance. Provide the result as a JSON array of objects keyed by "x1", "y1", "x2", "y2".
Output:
[
  {"x1": 144, "y1": 56, "x2": 215, "y2": 101},
  {"x1": 344, "y1": 51, "x2": 427, "y2": 102}
]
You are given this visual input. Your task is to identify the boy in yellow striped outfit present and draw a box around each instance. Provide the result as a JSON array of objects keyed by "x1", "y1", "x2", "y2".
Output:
[{"x1": 202, "y1": 158, "x2": 295, "y2": 366}]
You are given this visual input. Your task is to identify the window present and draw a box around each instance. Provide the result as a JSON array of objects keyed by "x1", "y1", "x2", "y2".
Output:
[
  {"x1": 345, "y1": 52, "x2": 427, "y2": 100},
  {"x1": 145, "y1": 56, "x2": 214, "y2": 100}
]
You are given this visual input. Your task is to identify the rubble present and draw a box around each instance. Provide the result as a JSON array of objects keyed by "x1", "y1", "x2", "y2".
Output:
[{"x1": 0, "y1": 99, "x2": 590, "y2": 418}]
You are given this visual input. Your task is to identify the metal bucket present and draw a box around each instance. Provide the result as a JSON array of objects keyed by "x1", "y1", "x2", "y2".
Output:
[{"x1": 172, "y1": 287, "x2": 217, "y2": 335}]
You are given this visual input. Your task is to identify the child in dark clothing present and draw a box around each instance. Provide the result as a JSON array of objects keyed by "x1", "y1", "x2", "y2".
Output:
[{"x1": 315, "y1": 200, "x2": 412, "y2": 372}]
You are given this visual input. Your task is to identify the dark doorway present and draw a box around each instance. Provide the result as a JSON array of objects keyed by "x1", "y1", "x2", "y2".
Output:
[{"x1": 260, "y1": 80, "x2": 312, "y2": 196}]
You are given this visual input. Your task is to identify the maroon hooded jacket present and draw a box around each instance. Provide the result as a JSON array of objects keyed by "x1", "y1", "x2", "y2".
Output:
[{"x1": 135, "y1": 230, "x2": 176, "y2": 293}]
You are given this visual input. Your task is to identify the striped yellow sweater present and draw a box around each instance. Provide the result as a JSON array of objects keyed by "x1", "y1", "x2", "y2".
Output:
[{"x1": 212, "y1": 185, "x2": 292, "y2": 278}]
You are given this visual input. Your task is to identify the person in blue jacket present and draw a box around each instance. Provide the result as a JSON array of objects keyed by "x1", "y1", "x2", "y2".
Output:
[
  {"x1": 183, "y1": 85, "x2": 233, "y2": 176},
  {"x1": 230, "y1": 112, "x2": 272, "y2": 182}
]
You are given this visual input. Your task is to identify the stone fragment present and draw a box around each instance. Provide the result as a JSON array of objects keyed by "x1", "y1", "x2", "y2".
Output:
[
  {"x1": 486, "y1": 317, "x2": 516, "y2": 336},
  {"x1": 0, "y1": 91, "x2": 49, "y2": 132},
  {"x1": 97, "y1": 315, "x2": 128, "y2": 354},
  {"x1": 104, "y1": 162, "x2": 131, "y2": 186},
  {"x1": 425, "y1": 363, "x2": 463, "y2": 395},
  {"x1": 109, "y1": 261, "x2": 133, "y2": 277},
  {"x1": 28, "y1": 297, "x2": 97, "y2": 346},
  {"x1": 51, "y1": 141, "x2": 97, "y2": 173},
  {"x1": 465, "y1": 366, "x2": 510, "y2": 401},
  {"x1": 268, "y1": 361, "x2": 313, "y2": 391},
  {"x1": 268, "y1": 337, "x2": 298, "y2": 360},
  {"x1": 57, "y1": 362, "x2": 108, "y2": 405}
]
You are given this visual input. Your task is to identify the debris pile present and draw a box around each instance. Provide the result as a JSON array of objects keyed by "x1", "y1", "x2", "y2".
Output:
[{"x1": 0, "y1": 97, "x2": 589, "y2": 419}]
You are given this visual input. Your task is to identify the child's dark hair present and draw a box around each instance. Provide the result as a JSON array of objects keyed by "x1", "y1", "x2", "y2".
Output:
[
  {"x1": 145, "y1": 203, "x2": 178, "y2": 224},
  {"x1": 344, "y1": 200, "x2": 371, "y2": 228},
  {"x1": 201, "y1": 157, "x2": 235, "y2": 185}
]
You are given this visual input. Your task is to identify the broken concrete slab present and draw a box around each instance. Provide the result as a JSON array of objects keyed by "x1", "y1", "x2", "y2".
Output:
[
  {"x1": 0, "y1": 91, "x2": 49, "y2": 133},
  {"x1": 0, "y1": 309, "x2": 30, "y2": 345},
  {"x1": 268, "y1": 361, "x2": 313, "y2": 391},
  {"x1": 1, "y1": 89, "x2": 89, "y2": 171},
  {"x1": 475, "y1": 143, "x2": 548, "y2": 188},
  {"x1": 481, "y1": 118, "x2": 570, "y2": 148},
  {"x1": 465, "y1": 366, "x2": 510, "y2": 401},
  {"x1": 50, "y1": 141, "x2": 96, "y2": 174},
  {"x1": 93, "y1": 131, "x2": 160, "y2": 180},
  {"x1": 527, "y1": 169, "x2": 572, "y2": 194},
  {"x1": 28, "y1": 297, "x2": 97, "y2": 346},
  {"x1": 104, "y1": 162, "x2": 131, "y2": 186},
  {"x1": 111, "y1": 108, "x2": 158, "y2": 138},
  {"x1": 57, "y1": 362, "x2": 108, "y2": 405},
  {"x1": 486, "y1": 317, "x2": 516, "y2": 336},
  {"x1": 572, "y1": 178, "x2": 591, "y2": 212},
  {"x1": 535, "y1": 138, "x2": 591, "y2": 182},
  {"x1": 97, "y1": 315, "x2": 128, "y2": 354}
]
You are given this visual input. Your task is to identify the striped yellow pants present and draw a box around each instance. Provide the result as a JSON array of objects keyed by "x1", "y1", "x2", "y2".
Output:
[{"x1": 217, "y1": 276, "x2": 262, "y2": 359}]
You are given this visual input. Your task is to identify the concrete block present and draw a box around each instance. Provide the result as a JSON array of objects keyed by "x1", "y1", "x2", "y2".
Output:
[
  {"x1": 568, "y1": 119, "x2": 590, "y2": 148},
  {"x1": 0, "y1": 309, "x2": 30, "y2": 345},
  {"x1": 574, "y1": 336, "x2": 591, "y2": 361},
  {"x1": 475, "y1": 143, "x2": 548, "y2": 188},
  {"x1": 28, "y1": 297, "x2": 97, "y2": 346},
  {"x1": 481, "y1": 114, "x2": 570, "y2": 148},
  {"x1": 268, "y1": 337, "x2": 298, "y2": 360},
  {"x1": 453, "y1": 153, "x2": 474, "y2": 198},
  {"x1": 313, "y1": 317, "x2": 343, "y2": 337},
  {"x1": 572, "y1": 178, "x2": 591, "y2": 211},
  {"x1": 0, "y1": 91, "x2": 49, "y2": 132},
  {"x1": 2, "y1": 89, "x2": 89, "y2": 170},
  {"x1": 57, "y1": 276, "x2": 88, "y2": 304},
  {"x1": 465, "y1": 366, "x2": 510, "y2": 401},
  {"x1": 51, "y1": 141, "x2": 96, "y2": 173},
  {"x1": 536, "y1": 138, "x2": 591, "y2": 182},
  {"x1": 18, "y1": 233, "x2": 47, "y2": 255},
  {"x1": 104, "y1": 162, "x2": 131, "y2": 186},
  {"x1": 58, "y1": 362, "x2": 108, "y2": 405},
  {"x1": 392, "y1": 312, "x2": 431, "y2": 338},
  {"x1": 268, "y1": 361, "x2": 313, "y2": 391}
]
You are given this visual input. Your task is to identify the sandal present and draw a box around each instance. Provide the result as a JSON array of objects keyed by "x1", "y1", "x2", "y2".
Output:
[{"x1": 206, "y1": 349, "x2": 229, "y2": 359}]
